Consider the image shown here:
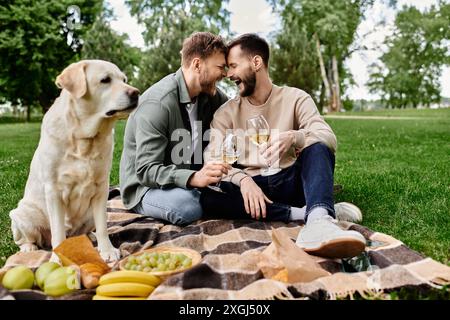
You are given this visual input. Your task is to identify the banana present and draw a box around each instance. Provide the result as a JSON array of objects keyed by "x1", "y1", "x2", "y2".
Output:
[
  {"x1": 99, "y1": 270, "x2": 161, "y2": 287},
  {"x1": 92, "y1": 295, "x2": 147, "y2": 300},
  {"x1": 96, "y1": 282, "x2": 155, "y2": 298}
]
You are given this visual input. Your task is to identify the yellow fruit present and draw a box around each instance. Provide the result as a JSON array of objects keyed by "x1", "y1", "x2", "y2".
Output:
[
  {"x1": 96, "y1": 282, "x2": 154, "y2": 298},
  {"x1": 2, "y1": 265, "x2": 35, "y2": 290},
  {"x1": 44, "y1": 266, "x2": 80, "y2": 297},
  {"x1": 35, "y1": 262, "x2": 61, "y2": 290},
  {"x1": 99, "y1": 270, "x2": 161, "y2": 287},
  {"x1": 92, "y1": 295, "x2": 147, "y2": 300}
]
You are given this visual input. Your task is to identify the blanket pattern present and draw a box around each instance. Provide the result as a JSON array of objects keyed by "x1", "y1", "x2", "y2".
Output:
[{"x1": 1, "y1": 190, "x2": 449, "y2": 300}]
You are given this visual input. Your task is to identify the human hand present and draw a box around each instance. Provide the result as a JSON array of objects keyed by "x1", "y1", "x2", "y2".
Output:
[
  {"x1": 259, "y1": 131, "x2": 295, "y2": 166},
  {"x1": 188, "y1": 162, "x2": 232, "y2": 188},
  {"x1": 240, "y1": 176, "x2": 273, "y2": 219}
]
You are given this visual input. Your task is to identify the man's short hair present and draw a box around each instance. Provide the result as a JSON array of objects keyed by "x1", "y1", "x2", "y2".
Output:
[
  {"x1": 227, "y1": 33, "x2": 270, "y2": 68},
  {"x1": 181, "y1": 32, "x2": 227, "y2": 67}
]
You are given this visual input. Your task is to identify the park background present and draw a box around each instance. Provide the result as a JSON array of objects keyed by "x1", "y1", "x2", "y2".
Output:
[{"x1": 0, "y1": 0, "x2": 449, "y2": 282}]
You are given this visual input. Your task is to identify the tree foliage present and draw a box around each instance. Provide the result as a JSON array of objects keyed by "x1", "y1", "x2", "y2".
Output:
[
  {"x1": 126, "y1": 0, "x2": 230, "y2": 90},
  {"x1": 81, "y1": 13, "x2": 141, "y2": 86},
  {"x1": 368, "y1": 3, "x2": 450, "y2": 108},
  {"x1": 270, "y1": 24, "x2": 321, "y2": 99},
  {"x1": 0, "y1": 0, "x2": 102, "y2": 117},
  {"x1": 271, "y1": 0, "x2": 374, "y2": 112}
]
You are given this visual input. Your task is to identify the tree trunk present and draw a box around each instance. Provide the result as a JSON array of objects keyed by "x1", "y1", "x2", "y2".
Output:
[
  {"x1": 319, "y1": 82, "x2": 325, "y2": 114},
  {"x1": 331, "y1": 55, "x2": 341, "y2": 112},
  {"x1": 12, "y1": 103, "x2": 18, "y2": 116},
  {"x1": 314, "y1": 34, "x2": 332, "y2": 112},
  {"x1": 26, "y1": 105, "x2": 31, "y2": 122}
]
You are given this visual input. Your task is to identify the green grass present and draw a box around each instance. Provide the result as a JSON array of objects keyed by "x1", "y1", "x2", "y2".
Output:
[
  {"x1": 1, "y1": 110, "x2": 449, "y2": 268},
  {"x1": 330, "y1": 107, "x2": 450, "y2": 118},
  {"x1": 330, "y1": 111, "x2": 450, "y2": 264}
]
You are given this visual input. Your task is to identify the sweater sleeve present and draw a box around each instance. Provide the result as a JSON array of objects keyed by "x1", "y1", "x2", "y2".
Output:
[{"x1": 290, "y1": 94, "x2": 337, "y2": 153}]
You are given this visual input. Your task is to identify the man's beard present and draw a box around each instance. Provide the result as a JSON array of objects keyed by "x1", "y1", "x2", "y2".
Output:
[
  {"x1": 239, "y1": 70, "x2": 256, "y2": 97},
  {"x1": 199, "y1": 71, "x2": 217, "y2": 96}
]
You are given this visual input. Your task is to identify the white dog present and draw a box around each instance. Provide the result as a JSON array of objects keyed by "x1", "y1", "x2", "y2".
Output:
[{"x1": 9, "y1": 60, "x2": 139, "y2": 262}]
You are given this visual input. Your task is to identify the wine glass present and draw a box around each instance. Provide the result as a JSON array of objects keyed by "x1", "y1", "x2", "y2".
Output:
[
  {"x1": 207, "y1": 133, "x2": 240, "y2": 193},
  {"x1": 246, "y1": 115, "x2": 281, "y2": 176}
]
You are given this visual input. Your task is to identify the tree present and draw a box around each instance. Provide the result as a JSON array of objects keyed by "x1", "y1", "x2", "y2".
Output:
[
  {"x1": 0, "y1": 0, "x2": 102, "y2": 119},
  {"x1": 81, "y1": 15, "x2": 141, "y2": 86},
  {"x1": 270, "y1": 24, "x2": 322, "y2": 103},
  {"x1": 271, "y1": 0, "x2": 374, "y2": 112},
  {"x1": 125, "y1": 0, "x2": 230, "y2": 90},
  {"x1": 368, "y1": 3, "x2": 450, "y2": 109}
]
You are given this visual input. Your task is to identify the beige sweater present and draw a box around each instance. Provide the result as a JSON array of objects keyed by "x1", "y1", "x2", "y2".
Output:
[{"x1": 204, "y1": 85, "x2": 337, "y2": 185}]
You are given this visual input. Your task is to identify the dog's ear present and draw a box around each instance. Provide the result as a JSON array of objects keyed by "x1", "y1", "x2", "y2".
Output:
[{"x1": 55, "y1": 62, "x2": 87, "y2": 99}]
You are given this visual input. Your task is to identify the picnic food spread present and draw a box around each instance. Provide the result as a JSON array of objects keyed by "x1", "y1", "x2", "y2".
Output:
[{"x1": 1, "y1": 235, "x2": 202, "y2": 300}]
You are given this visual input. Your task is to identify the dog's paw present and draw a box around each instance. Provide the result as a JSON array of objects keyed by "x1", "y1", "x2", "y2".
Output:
[
  {"x1": 49, "y1": 253, "x2": 62, "y2": 265},
  {"x1": 98, "y1": 246, "x2": 121, "y2": 262},
  {"x1": 20, "y1": 243, "x2": 38, "y2": 252}
]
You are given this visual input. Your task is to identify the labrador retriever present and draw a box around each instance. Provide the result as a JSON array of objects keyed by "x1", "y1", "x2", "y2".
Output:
[{"x1": 9, "y1": 60, "x2": 139, "y2": 262}]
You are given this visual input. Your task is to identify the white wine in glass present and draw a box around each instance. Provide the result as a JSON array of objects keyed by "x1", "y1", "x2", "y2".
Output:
[
  {"x1": 246, "y1": 115, "x2": 281, "y2": 176},
  {"x1": 206, "y1": 134, "x2": 240, "y2": 193},
  {"x1": 223, "y1": 153, "x2": 239, "y2": 164}
]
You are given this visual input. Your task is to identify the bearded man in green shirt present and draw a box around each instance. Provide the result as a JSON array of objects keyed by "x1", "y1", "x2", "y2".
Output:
[{"x1": 119, "y1": 32, "x2": 231, "y2": 225}]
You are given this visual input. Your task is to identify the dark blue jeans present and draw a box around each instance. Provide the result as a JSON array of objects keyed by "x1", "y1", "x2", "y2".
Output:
[{"x1": 200, "y1": 142, "x2": 336, "y2": 223}]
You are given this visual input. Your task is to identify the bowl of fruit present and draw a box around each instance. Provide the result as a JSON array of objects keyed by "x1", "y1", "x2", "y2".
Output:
[{"x1": 119, "y1": 246, "x2": 202, "y2": 280}]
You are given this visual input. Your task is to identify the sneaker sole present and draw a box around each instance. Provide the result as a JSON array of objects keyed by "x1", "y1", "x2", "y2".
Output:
[{"x1": 303, "y1": 238, "x2": 366, "y2": 259}]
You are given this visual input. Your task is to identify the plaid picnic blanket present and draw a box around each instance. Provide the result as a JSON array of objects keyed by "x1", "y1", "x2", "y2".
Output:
[{"x1": 1, "y1": 190, "x2": 449, "y2": 300}]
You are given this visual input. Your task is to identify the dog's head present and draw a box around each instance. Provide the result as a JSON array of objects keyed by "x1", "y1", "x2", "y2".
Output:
[{"x1": 55, "y1": 60, "x2": 139, "y2": 119}]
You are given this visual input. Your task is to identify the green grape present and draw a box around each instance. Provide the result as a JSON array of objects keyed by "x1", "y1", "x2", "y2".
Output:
[
  {"x1": 140, "y1": 260, "x2": 149, "y2": 267},
  {"x1": 168, "y1": 262, "x2": 176, "y2": 270},
  {"x1": 148, "y1": 257, "x2": 156, "y2": 267},
  {"x1": 178, "y1": 254, "x2": 187, "y2": 262},
  {"x1": 168, "y1": 256, "x2": 177, "y2": 264},
  {"x1": 162, "y1": 252, "x2": 170, "y2": 260},
  {"x1": 174, "y1": 253, "x2": 182, "y2": 261},
  {"x1": 182, "y1": 258, "x2": 192, "y2": 268},
  {"x1": 156, "y1": 264, "x2": 166, "y2": 272}
]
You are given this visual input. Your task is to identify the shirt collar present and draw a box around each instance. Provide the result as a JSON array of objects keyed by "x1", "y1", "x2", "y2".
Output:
[{"x1": 175, "y1": 68, "x2": 192, "y2": 104}]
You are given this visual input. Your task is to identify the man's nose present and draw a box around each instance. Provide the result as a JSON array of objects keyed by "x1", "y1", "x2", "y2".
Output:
[{"x1": 226, "y1": 69, "x2": 233, "y2": 78}]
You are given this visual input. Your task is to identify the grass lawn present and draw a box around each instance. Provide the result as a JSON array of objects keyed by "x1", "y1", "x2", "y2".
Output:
[{"x1": 0, "y1": 108, "x2": 449, "y2": 268}]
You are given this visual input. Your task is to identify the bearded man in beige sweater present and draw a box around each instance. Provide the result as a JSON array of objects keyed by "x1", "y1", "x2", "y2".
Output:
[{"x1": 200, "y1": 34, "x2": 366, "y2": 259}]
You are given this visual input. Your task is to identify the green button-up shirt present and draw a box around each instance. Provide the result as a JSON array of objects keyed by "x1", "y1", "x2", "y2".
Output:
[{"x1": 119, "y1": 68, "x2": 229, "y2": 209}]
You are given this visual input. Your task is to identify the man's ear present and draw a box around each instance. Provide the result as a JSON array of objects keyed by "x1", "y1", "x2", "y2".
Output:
[
  {"x1": 55, "y1": 62, "x2": 87, "y2": 98},
  {"x1": 191, "y1": 57, "x2": 201, "y2": 73},
  {"x1": 252, "y1": 55, "x2": 264, "y2": 72}
]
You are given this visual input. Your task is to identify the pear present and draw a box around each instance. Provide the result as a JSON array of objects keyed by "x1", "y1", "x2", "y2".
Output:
[
  {"x1": 2, "y1": 265, "x2": 35, "y2": 290},
  {"x1": 43, "y1": 266, "x2": 80, "y2": 297},
  {"x1": 35, "y1": 262, "x2": 61, "y2": 290}
]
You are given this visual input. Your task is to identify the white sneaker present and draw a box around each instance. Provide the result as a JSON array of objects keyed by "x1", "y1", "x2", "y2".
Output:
[
  {"x1": 296, "y1": 215, "x2": 366, "y2": 259},
  {"x1": 335, "y1": 202, "x2": 363, "y2": 223}
]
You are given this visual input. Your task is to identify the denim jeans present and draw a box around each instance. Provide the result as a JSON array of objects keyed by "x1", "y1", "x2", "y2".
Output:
[
  {"x1": 200, "y1": 142, "x2": 336, "y2": 222},
  {"x1": 134, "y1": 187, "x2": 203, "y2": 225}
]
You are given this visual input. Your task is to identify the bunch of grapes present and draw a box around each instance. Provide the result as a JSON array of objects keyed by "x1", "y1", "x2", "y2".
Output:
[{"x1": 124, "y1": 252, "x2": 193, "y2": 272}]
